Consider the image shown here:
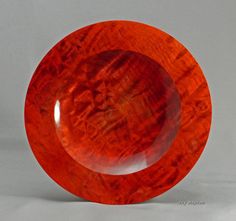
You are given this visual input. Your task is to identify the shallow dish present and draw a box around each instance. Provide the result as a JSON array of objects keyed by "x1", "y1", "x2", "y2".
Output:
[{"x1": 25, "y1": 20, "x2": 212, "y2": 204}]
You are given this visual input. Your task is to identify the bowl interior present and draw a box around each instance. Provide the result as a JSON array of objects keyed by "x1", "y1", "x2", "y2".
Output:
[{"x1": 51, "y1": 49, "x2": 181, "y2": 174}]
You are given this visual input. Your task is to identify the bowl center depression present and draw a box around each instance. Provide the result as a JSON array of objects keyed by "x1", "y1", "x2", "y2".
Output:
[{"x1": 54, "y1": 50, "x2": 181, "y2": 175}]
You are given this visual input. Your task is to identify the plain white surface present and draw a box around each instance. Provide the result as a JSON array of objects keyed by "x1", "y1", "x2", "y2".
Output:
[{"x1": 0, "y1": 0, "x2": 236, "y2": 220}]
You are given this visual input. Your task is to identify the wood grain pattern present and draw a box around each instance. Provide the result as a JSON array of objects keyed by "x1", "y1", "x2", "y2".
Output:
[{"x1": 25, "y1": 20, "x2": 212, "y2": 204}]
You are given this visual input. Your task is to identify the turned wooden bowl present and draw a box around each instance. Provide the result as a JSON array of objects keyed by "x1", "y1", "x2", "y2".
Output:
[{"x1": 25, "y1": 20, "x2": 212, "y2": 204}]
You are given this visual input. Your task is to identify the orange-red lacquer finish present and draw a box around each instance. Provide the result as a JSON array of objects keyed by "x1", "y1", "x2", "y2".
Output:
[{"x1": 25, "y1": 21, "x2": 212, "y2": 204}]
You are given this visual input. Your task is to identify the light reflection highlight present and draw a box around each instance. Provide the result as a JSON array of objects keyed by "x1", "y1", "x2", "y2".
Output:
[{"x1": 54, "y1": 100, "x2": 60, "y2": 126}]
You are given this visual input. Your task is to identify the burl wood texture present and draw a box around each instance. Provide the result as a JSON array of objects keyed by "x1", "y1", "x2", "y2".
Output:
[{"x1": 25, "y1": 21, "x2": 212, "y2": 204}]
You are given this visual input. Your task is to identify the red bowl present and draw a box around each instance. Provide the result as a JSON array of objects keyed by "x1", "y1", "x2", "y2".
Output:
[{"x1": 25, "y1": 20, "x2": 212, "y2": 204}]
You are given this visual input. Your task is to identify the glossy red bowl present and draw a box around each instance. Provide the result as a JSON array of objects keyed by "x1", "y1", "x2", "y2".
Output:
[{"x1": 25, "y1": 20, "x2": 212, "y2": 204}]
